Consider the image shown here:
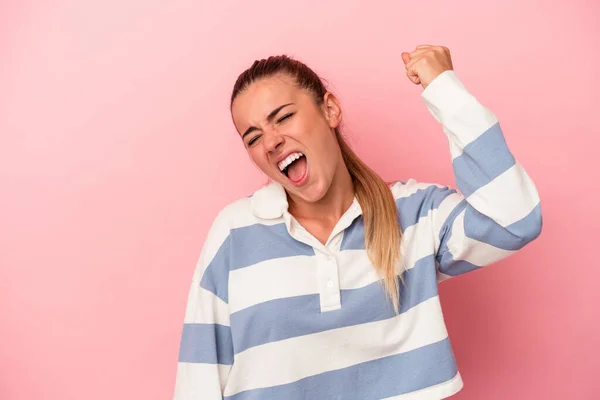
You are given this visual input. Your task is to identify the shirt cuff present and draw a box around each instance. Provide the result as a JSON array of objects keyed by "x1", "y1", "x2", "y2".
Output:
[{"x1": 420, "y1": 70, "x2": 475, "y2": 124}]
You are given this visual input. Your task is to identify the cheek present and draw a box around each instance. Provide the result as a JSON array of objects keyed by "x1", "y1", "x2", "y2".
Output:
[
  {"x1": 308, "y1": 115, "x2": 335, "y2": 141},
  {"x1": 315, "y1": 130, "x2": 341, "y2": 170},
  {"x1": 311, "y1": 126, "x2": 338, "y2": 154}
]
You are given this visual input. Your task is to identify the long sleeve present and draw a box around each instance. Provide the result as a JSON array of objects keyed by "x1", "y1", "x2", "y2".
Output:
[
  {"x1": 174, "y1": 212, "x2": 234, "y2": 399},
  {"x1": 420, "y1": 70, "x2": 543, "y2": 281}
]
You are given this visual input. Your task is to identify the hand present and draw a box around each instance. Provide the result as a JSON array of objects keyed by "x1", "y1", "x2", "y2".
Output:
[{"x1": 401, "y1": 45, "x2": 454, "y2": 89}]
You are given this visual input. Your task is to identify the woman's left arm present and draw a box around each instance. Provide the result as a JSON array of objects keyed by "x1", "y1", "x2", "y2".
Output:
[{"x1": 402, "y1": 45, "x2": 543, "y2": 280}]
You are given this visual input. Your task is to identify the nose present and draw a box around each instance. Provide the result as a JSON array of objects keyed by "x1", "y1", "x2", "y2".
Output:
[{"x1": 263, "y1": 130, "x2": 285, "y2": 154}]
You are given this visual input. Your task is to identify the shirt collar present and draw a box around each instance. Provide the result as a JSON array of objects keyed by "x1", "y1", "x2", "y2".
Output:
[{"x1": 250, "y1": 181, "x2": 289, "y2": 220}]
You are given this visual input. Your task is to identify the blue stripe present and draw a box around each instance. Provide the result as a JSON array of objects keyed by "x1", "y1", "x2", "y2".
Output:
[
  {"x1": 340, "y1": 216, "x2": 365, "y2": 250},
  {"x1": 437, "y1": 254, "x2": 480, "y2": 276},
  {"x1": 230, "y1": 223, "x2": 315, "y2": 270},
  {"x1": 436, "y1": 201, "x2": 542, "y2": 276},
  {"x1": 201, "y1": 223, "x2": 315, "y2": 303},
  {"x1": 200, "y1": 237, "x2": 231, "y2": 303},
  {"x1": 435, "y1": 199, "x2": 469, "y2": 276},
  {"x1": 341, "y1": 185, "x2": 456, "y2": 251},
  {"x1": 504, "y1": 202, "x2": 543, "y2": 242},
  {"x1": 178, "y1": 323, "x2": 233, "y2": 365},
  {"x1": 453, "y1": 122, "x2": 516, "y2": 198},
  {"x1": 396, "y1": 185, "x2": 457, "y2": 231},
  {"x1": 224, "y1": 338, "x2": 457, "y2": 400},
  {"x1": 230, "y1": 256, "x2": 438, "y2": 354},
  {"x1": 463, "y1": 202, "x2": 542, "y2": 251}
]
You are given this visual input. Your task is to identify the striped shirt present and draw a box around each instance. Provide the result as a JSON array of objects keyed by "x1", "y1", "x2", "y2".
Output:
[{"x1": 173, "y1": 70, "x2": 543, "y2": 399}]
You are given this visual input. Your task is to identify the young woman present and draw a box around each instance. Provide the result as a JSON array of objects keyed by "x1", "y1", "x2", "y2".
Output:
[{"x1": 173, "y1": 45, "x2": 542, "y2": 399}]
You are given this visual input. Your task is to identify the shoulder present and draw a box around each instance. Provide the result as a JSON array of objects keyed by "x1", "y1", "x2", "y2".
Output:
[
  {"x1": 206, "y1": 182, "x2": 281, "y2": 236},
  {"x1": 386, "y1": 179, "x2": 462, "y2": 232},
  {"x1": 207, "y1": 194, "x2": 258, "y2": 235},
  {"x1": 192, "y1": 192, "x2": 260, "y2": 280},
  {"x1": 389, "y1": 179, "x2": 460, "y2": 211},
  {"x1": 389, "y1": 179, "x2": 453, "y2": 198}
]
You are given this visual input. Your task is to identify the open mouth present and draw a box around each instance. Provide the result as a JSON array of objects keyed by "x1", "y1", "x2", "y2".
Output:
[{"x1": 278, "y1": 152, "x2": 308, "y2": 184}]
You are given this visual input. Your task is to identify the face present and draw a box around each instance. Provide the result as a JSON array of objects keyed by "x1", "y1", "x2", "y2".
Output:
[{"x1": 231, "y1": 73, "x2": 344, "y2": 204}]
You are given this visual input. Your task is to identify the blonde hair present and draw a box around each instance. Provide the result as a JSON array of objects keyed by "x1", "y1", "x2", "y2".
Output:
[
  {"x1": 335, "y1": 129, "x2": 404, "y2": 312},
  {"x1": 231, "y1": 55, "x2": 404, "y2": 312}
]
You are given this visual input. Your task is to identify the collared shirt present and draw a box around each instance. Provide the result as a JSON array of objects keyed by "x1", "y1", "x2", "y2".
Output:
[{"x1": 174, "y1": 70, "x2": 543, "y2": 400}]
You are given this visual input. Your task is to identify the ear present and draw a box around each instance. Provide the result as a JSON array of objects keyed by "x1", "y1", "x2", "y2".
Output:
[{"x1": 322, "y1": 92, "x2": 342, "y2": 129}]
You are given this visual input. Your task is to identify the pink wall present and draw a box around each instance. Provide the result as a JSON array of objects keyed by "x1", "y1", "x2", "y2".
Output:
[{"x1": 1, "y1": 1, "x2": 598, "y2": 399}]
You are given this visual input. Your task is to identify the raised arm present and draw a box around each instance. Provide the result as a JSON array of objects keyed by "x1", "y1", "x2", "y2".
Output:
[{"x1": 402, "y1": 45, "x2": 542, "y2": 279}]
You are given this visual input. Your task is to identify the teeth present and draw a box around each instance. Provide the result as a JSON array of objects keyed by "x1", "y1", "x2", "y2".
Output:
[{"x1": 278, "y1": 152, "x2": 304, "y2": 171}]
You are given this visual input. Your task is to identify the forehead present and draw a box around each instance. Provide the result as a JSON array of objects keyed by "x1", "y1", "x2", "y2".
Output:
[{"x1": 231, "y1": 74, "x2": 308, "y2": 131}]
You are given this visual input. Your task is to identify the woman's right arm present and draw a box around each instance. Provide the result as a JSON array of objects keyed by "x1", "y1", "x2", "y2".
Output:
[{"x1": 174, "y1": 211, "x2": 233, "y2": 400}]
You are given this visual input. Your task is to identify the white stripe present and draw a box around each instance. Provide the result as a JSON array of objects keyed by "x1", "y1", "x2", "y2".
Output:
[
  {"x1": 337, "y1": 250, "x2": 381, "y2": 289},
  {"x1": 228, "y1": 255, "x2": 318, "y2": 314},
  {"x1": 223, "y1": 296, "x2": 448, "y2": 396},
  {"x1": 467, "y1": 162, "x2": 540, "y2": 227},
  {"x1": 228, "y1": 252, "x2": 386, "y2": 314},
  {"x1": 447, "y1": 209, "x2": 515, "y2": 266},
  {"x1": 183, "y1": 284, "x2": 230, "y2": 325},
  {"x1": 174, "y1": 362, "x2": 231, "y2": 400},
  {"x1": 442, "y1": 99, "x2": 499, "y2": 160},
  {"x1": 420, "y1": 70, "x2": 499, "y2": 159},
  {"x1": 431, "y1": 192, "x2": 464, "y2": 251},
  {"x1": 391, "y1": 180, "x2": 445, "y2": 201},
  {"x1": 400, "y1": 211, "x2": 438, "y2": 270},
  {"x1": 420, "y1": 71, "x2": 472, "y2": 126}
]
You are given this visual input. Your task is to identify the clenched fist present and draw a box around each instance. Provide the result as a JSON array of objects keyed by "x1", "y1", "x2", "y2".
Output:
[{"x1": 401, "y1": 45, "x2": 454, "y2": 89}]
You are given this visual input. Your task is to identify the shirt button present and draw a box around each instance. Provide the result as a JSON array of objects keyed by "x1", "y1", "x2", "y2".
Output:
[
  {"x1": 327, "y1": 280, "x2": 333, "y2": 288},
  {"x1": 326, "y1": 254, "x2": 333, "y2": 261}
]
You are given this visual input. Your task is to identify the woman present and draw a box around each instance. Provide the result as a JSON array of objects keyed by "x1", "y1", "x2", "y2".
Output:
[{"x1": 174, "y1": 45, "x2": 542, "y2": 399}]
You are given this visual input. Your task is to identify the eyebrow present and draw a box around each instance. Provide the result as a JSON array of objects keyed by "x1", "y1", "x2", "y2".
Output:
[{"x1": 241, "y1": 103, "x2": 294, "y2": 139}]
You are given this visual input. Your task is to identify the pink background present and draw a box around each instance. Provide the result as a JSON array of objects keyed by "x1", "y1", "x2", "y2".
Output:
[{"x1": 1, "y1": 1, "x2": 598, "y2": 399}]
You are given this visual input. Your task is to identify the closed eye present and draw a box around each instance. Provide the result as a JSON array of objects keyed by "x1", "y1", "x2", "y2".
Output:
[
  {"x1": 278, "y1": 113, "x2": 294, "y2": 123},
  {"x1": 247, "y1": 135, "x2": 261, "y2": 146},
  {"x1": 246, "y1": 113, "x2": 293, "y2": 147}
]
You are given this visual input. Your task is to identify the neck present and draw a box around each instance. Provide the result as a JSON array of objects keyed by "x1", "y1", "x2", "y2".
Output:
[{"x1": 287, "y1": 159, "x2": 355, "y2": 225}]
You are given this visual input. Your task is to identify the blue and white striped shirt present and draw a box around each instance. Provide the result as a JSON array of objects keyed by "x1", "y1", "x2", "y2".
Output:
[{"x1": 173, "y1": 70, "x2": 543, "y2": 400}]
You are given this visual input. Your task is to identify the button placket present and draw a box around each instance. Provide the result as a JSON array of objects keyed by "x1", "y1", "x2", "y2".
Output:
[{"x1": 317, "y1": 252, "x2": 341, "y2": 312}]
